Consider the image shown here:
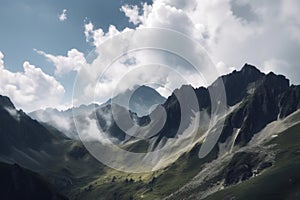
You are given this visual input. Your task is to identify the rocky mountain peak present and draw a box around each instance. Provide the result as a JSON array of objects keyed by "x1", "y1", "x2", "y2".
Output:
[
  {"x1": 220, "y1": 63, "x2": 265, "y2": 106},
  {"x1": 240, "y1": 63, "x2": 262, "y2": 75},
  {"x1": 0, "y1": 95, "x2": 15, "y2": 109}
]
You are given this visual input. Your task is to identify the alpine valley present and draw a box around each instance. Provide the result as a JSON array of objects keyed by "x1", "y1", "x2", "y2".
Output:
[{"x1": 1, "y1": 64, "x2": 300, "y2": 200}]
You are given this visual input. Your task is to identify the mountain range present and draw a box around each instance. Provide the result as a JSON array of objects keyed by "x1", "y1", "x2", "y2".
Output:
[
  {"x1": 29, "y1": 85, "x2": 166, "y2": 139},
  {"x1": 0, "y1": 64, "x2": 300, "y2": 199}
]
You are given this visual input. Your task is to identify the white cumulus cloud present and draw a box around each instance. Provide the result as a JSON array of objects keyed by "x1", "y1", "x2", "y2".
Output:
[
  {"x1": 120, "y1": 3, "x2": 151, "y2": 25},
  {"x1": 35, "y1": 48, "x2": 86, "y2": 75},
  {"x1": 84, "y1": 22, "x2": 130, "y2": 47},
  {"x1": 58, "y1": 9, "x2": 67, "y2": 22},
  {"x1": 0, "y1": 51, "x2": 65, "y2": 112},
  {"x1": 117, "y1": 0, "x2": 300, "y2": 83}
]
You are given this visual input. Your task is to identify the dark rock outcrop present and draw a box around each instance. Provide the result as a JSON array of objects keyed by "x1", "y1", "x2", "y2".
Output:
[{"x1": 224, "y1": 152, "x2": 261, "y2": 186}]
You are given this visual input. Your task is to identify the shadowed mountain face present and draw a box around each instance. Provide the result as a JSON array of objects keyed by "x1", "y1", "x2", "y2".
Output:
[
  {"x1": 0, "y1": 95, "x2": 55, "y2": 155},
  {"x1": 220, "y1": 64, "x2": 265, "y2": 106},
  {"x1": 0, "y1": 95, "x2": 15, "y2": 109},
  {"x1": 218, "y1": 65, "x2": 299, "y2": 146},
  {"x1": 0, "y1": 98, "x2": 69, "y2": 199},
  {"x1": 0, "y1": 162, "x2": 68, "y2": 200},
  {"x1": 0, "y1": 95, "x2": 103, "y2": 199},
  {"x1": 1, "y1": 64, "x2": 300, "y2": 200},
  {"x1": 279, "y1": 85, "x2": 300, "y2": 118}
]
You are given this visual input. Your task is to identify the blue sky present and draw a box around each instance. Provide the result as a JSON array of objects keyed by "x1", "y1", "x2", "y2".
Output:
[
  {"x1": 0, "y1": 0, "x2": 150, "y2": 70},
  {"x1": 0, "y1": 0, "x2": 151, "y2": 109},
  {"x1": 1, "y1": 0, "x2": 300, "y2": 111}
]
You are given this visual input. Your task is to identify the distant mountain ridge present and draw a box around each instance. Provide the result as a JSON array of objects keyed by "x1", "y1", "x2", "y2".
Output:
[
  {"x1": 29, "y1": 85, "x2": 166, "y2": 139},
  {"x1": 105, "y1": 84, "x2": 166, "y2": 116}
]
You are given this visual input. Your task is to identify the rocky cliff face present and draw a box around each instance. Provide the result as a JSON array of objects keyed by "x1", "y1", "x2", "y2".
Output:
[
  {"x1": 92, "y1": 64, "x2": 300, "y2": 150},
  {"x1": 218, "y1": 66, "x2": 298, "y2": 147}
]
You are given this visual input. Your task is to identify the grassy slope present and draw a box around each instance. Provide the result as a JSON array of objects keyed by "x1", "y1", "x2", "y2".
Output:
[
  {"x1": 58, "y1": 112, "x2": 300, "y2": 200},
  {"x1": 63, "y1": 143, "x2": 218, "y2": 200}
]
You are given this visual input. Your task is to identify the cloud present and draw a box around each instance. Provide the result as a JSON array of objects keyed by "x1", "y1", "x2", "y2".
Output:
[
  {"x1": 32, "y1": 110, "x2": 74, "y2": 137},
  {"x1": 72, "y1": 42, "x2": 210, "y2": 106},
  {"x1": 84, "y1": 22, "x2": 129, "y2": 47},
  {"x1": 35, "y1": 48, "x2": 86, "y2": 75},
  {"x1": 120, "y1": 3, "x2": 151, "y2": 25},
  {"x1": 281, "y1": 0, "x2": 300, "y2": 24},
  {"x1": 5, "y1": 107, "x2": 21, "y2": 121},
  {"x1": 261, "y1": 58, "x2": 294, "y2": 80},
  {"x1": 70, "y1": 1, "x2": 245, "y2": 105},
  {"x1": 38, "y1": 0, "x2": 300, "y2": 107},
  {"x1": 121, "y1": 5, "x2": 141, "y2": 25},
  {"x1": 117, "y1": 0, "x2": 300, "y2": 84},
  {"x1": 58, "y1": 9, "x2": 67, "y2": 22},
  {"x1": 84, "y1": 22, "x2": 94, "y2": 42},
  {"x1": 73, "y1": 0, "x2": 248, "y2": 104},
  {"x1": 0, "y1": 51, "x2": 4, "y2": 68},
  {"x1": 0, "y1": 51, "x2": 65, "y2": 112},
  {"x1": 280, "y1": 0, "x2": 300, "y2": 44}
]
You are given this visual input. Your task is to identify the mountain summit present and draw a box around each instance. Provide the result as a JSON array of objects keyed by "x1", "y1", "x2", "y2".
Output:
[
  {"x1": 0, "y1": 95, "x2": 15, "y2": 109},
  {"x1": 107, "y1": 85, "x2": 166, "y2": 116}
]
